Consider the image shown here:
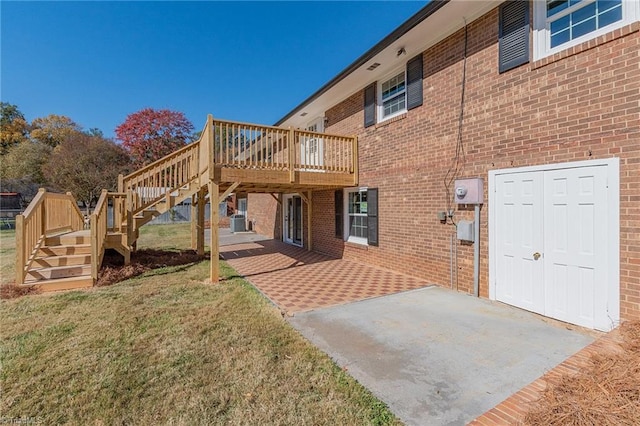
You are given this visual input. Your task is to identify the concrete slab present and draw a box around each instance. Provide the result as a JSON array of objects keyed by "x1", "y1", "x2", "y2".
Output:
[
  {"x1": 207, "y1": 228, "x2": 270, "y2": 246},
  {"x1": 288, "y1": 286, "x2": 596, "y2": 426}
]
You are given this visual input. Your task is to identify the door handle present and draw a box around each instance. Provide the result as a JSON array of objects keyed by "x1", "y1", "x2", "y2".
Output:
[{"x1": 533, "y1": 252, "x2": 541, "y2": 260}]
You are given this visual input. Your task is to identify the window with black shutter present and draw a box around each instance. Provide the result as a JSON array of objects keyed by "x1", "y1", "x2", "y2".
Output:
[
  {"x1": 499, "y1": 0, "x2": 530, "y2": 73},
  {"x1": 334, "y1": 190, "x2": 343, "y2": 238},
  {"x1": 367, "y1": 188, "x2": 378, "y2": 246},
  {"x1": 406, "y1": 54, "x2": 423, "y2": 110},
  {"x1": 364, "y1": 83, "x2": 376, "y2": 127}
]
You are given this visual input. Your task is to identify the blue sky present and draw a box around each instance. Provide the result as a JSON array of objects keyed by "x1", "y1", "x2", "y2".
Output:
[{"x1": 1, "y1": 1, "x2": 426, "y2": 138}]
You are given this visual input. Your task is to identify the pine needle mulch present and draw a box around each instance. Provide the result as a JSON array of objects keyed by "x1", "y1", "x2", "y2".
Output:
[{"x1": 524, "y1": 321, "x2": 640, "y2": 425}]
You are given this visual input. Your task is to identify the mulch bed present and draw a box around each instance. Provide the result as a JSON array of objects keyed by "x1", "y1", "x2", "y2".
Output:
[
  {"x1": 0, "y1": 284, "x2": 41, "y2": 300},
  {"x1": 96, "y1": 249, "x2": 207, "y2": 287},
  {"x1": 524, "y1": 320, "x2": 640, "y2": 425}
]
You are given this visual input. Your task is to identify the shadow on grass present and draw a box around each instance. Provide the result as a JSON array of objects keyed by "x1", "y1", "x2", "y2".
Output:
[{"x1": 97, "y1": 249, "x2": 209, "y2": 287}]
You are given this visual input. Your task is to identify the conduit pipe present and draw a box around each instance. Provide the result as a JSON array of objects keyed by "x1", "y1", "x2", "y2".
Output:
[{"x1": 473, "y1": 204, "x2": 480, "y2": 297}]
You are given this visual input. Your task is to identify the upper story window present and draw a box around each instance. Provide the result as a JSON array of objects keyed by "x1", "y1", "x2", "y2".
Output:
[
  {"x1": 379, "y1": 71, "x2": 407, "y2": 120},
  {"x1": 534, "y1": 0, "x2": 638, "y2": 60}
]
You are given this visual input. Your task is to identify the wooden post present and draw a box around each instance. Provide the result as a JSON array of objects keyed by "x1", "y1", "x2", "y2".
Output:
[
  {"x1": 190, "y1": 194, "x2": 197, "y2": 250},
  {"x1": 352, "y1": 135, "x2": 359, "y2": 186},
  {"x1": 90, "y1": 214, "x2": 98, "y2": 280},
  {"x1": 126, "y1": 190, "x2": 134, "y2": 251},
  {"x1": 15, "y1": 215, "x2": 25, "y2": 285},
  {"x1": 197, "y1": 188, "x2": 205, "y2": 256},
  {"x1": 289, "y1": 127, "x2": 295, "y2": 183},
  {"x1": 209, "y1": 181, "x2": 219, "y2": 283},
  {"x1": 307, "y1": 191, "x2": 313, "y2": 252},
  {"x1": 118, "y1": 174, "x2": 124, "y2": 193}
]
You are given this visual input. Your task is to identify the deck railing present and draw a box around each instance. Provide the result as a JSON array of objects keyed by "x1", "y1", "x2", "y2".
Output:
[
  {"x1": 212, "y1": 118, "x2": 356, "y2": 174},
  {"x1": 15, "y1": 189, "x2": 84, "y2": 284}
]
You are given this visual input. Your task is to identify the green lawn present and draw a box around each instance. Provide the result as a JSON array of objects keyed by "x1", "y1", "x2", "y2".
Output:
[
  {"x1": 0, "y1": 229, "x2": 16, "y2": 285},
  {"x1": 0, "y1": 224, "x2": 400, "y2": 425}
]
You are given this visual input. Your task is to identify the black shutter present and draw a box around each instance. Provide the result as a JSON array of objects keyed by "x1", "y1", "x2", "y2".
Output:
[
  {"x1": 335, "y1": 190, "x2": 343, "y2": 238},
  {"x1": 406, "y1": 54, "x2": 423, "y2": 110},
  {"x1": 499, "y1": 0, "x2": 530, "y2": 73},
  {"x1": 367, "y1": 188, "x2": 378, "y2": 246},
  {"x1": 364, "y1": 83, "x2": 376, "y2": 128}
]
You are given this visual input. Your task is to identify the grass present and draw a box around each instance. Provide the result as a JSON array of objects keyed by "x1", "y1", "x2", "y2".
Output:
[
  {"x1": 138, "y1": 222, "x2": 195, "y2": 251},
  {"x1": 0, "y1": 229, "x2": 16, "y2": 285},
  {"x1": 0, "y1": 223, "x2": 400, "y2": 425}
]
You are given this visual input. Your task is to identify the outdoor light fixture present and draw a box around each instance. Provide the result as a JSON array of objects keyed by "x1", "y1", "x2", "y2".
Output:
[{"x1": 397, "y1": 47, "x2": 406, "y2": 57}]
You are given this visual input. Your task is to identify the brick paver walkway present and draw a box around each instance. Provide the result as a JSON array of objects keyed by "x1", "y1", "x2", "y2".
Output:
[{"x1": 220, "y1": 239, "x2": 430, "y2": 313}]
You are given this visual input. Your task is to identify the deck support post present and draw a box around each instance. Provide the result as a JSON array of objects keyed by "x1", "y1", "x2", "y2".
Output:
[
  {"x1": 196, "y1": 188, "x2": 206, "y2": 255},
  {"x1": 299, "y1": 191, "x2": 313, "y2": 252},
  {"x1": 209, "y1": 181, "x2": 219, "y2": 283},
  {"x1": 191, "y1": 194, "x2": 197, "y2": 251}
]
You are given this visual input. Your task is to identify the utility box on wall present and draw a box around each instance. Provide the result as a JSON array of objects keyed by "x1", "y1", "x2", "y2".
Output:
[
  {"x1": 457, "y1": 220, "x2": 474, "y2": 242},
  {"x1": 454, "y1": 178, "x2": 484, "y2": 204}
]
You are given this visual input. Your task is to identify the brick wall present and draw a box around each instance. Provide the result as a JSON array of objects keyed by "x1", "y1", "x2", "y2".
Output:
[
  {"x1": 248, "y1": 193, "x2": 280, "y2": 238},
  {"x1": 245, "y1": 7, "x2": 639, "y2": 321},
  {"x1": 312, "y1": 8, "x2": 640, "y2": 320}
]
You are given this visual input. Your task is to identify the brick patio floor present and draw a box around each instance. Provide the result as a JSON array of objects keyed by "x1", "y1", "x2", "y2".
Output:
[{"x1": 219, "y1": 239, "x2": 431, "y2": 313}]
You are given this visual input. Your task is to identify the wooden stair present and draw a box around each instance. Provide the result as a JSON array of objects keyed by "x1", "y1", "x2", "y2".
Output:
[{"x1": 23, "y1": 230, "x2": 94, "y2": 291}]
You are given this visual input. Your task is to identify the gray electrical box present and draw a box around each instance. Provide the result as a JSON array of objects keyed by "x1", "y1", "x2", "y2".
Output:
[
  {"x1": 454, "y1": 178, "x2": 484, "y2": 204},
  {"x1": 457, "y1": 220, "x2": 474, "y2": 242}
]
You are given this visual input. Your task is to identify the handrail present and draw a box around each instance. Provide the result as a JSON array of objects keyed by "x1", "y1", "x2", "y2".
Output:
[
  {"x1": 15, "y1": 189, "x2": 85, "y2": 285},
  {"x1": 90, "y1": 190, "x2": 108, "y2": 280}
]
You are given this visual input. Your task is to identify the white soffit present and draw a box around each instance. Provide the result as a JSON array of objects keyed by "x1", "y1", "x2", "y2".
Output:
[{"x1": 281, "y1": 0, "x2": 502, "y2": 129}]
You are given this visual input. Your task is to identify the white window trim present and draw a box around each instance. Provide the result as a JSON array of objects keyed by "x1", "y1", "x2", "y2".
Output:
[
  {"x1": 377, "y1": 68, "x2": 407, "y2": 123},
  {"x1": 533, "y1": 0, "x2": 639, "y2": 61},
  {"x1": 343, "y1": 187, "x2": 369, "y2": 245}
]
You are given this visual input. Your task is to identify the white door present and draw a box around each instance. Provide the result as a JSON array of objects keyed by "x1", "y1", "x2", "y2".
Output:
[
  {"x1": 495, "y1": 172, "x2": 545, "y2": 315},
  {"x1": 543, "y1": 166, "x2": 608, "y2": 329},
  {"x1": 494, "y1": 164, "x2": 612, "y2": 330},
  {"x1": 301, "y1": 118, "x2": 324, "y2": 170},
  {"x1": 283, "y1": 195, "x2": 302, "y2": 246}
]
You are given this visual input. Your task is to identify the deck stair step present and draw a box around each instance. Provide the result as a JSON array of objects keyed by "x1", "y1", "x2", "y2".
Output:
[
  {"x1": 37, "y1": 244, "x2": 91, "y2": 256},
  {"x1": 45, "y1": 230, "x2": 91, "y2": 246},
  {"x1": 21, "y1": 275, "x2": 94, "y2": 292},
  {"x1": 26, "y1": 264, "x2": 92, "y2": 281},
  {"x1": 32, "y1": 254, "x2": 92, "y2": 268}
]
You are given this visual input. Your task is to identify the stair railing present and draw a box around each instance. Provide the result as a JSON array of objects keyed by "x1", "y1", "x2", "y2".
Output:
[
  {"x1": 15, "y1": 189, "x2": 84, "y2": 285},
  {"x1": 90, "y1": 190, "x2": 128, "y2": 280}
]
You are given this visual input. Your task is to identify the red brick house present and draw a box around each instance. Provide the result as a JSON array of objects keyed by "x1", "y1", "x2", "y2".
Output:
[{"x1": 245, "y1": 0, "x2": 639, "y2": 331}]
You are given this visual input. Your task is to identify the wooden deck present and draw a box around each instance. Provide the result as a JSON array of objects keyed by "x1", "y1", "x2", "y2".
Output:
[{"x1": 14, "y1": 116, "x2": 358, "y2": 290}]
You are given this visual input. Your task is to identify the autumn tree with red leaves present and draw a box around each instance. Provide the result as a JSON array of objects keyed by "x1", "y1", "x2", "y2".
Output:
[{"x1": 115, "y1": 108, "x2": 195, "y2": 167}]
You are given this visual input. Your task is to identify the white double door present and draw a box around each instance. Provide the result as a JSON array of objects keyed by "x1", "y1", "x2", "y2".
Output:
[{"x1": 494, "y1": 164, "x2": 611, "y2": 330}]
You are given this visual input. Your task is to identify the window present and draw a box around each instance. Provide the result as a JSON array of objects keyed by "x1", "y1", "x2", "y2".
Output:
[
  {"x1": 379, "y1": 70, "x2": 407, "y2": 120},
  {"x1": 535, "y1": 0, "x2": 638, "y2": 59},
  {"x1": 341, "y1": 188, "x2": 378, "y2": 246},
  {"x1": 348, "y1": 189, "x2": 368, "y2": 242},
  {"x1": 363, "y1": 54, "x2": 422, "y2": 127}
]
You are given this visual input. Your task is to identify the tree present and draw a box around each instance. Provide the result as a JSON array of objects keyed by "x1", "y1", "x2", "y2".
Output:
[
  {"x1": 30, "y1": 114, "x2": 81, "y2": 148},
  {"x1": 43, "y1": 131, "x2": 131, "y2": 213},
  {"x1": 0, "y1": 141, "x2": 52, "y2": 185},
  {"x1": 115, "y1": 108, "x2": 194, "y2": 167},
  {"x1": 0, "y1": 102, "x2": 29, "y2": 154}
]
